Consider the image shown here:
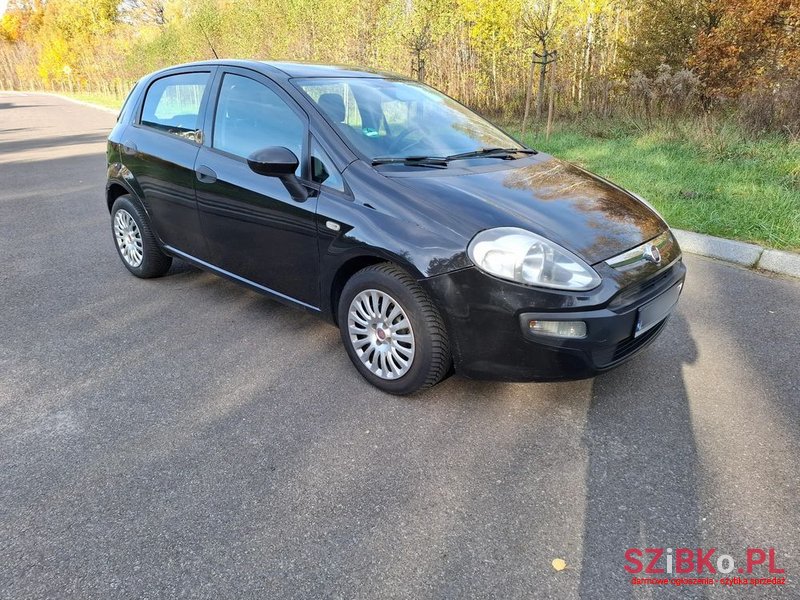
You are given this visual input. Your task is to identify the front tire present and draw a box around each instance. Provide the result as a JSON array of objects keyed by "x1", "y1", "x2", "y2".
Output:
[
  {"x1": 111, "y1": 195, "x2": 172, "y2": 278},
  {"x1": 338, "y1": 263, "x2": 451, "y2": 395}
]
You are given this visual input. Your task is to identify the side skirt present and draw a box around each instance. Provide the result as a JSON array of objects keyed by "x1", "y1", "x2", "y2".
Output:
[{"x1": 163, "y1": 245, "x2": 322, "y2": 314}]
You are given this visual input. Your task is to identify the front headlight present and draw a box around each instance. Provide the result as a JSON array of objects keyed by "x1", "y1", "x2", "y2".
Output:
[{"x1": 467, "y1": 227, "x2": 601, "y2": 291}]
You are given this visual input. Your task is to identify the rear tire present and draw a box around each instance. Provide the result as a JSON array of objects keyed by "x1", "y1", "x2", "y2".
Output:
[
  {"x1": 111, "y1": 195, "x2": 172, "y2": 278},
  {"x1": 338, "y1": 263, "x2": 451, "y2": 395}
]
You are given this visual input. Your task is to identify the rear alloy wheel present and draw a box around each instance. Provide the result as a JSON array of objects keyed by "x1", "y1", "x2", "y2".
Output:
[
  {"x1": 110, "y1": 195, "x2": 172, "y2": 278},
  {"x1": 339, "y1": 264, "x2": 451, "y2": 395},
  {"x1": 114, "y1": 209, "x2": 143, "y2": 268}
]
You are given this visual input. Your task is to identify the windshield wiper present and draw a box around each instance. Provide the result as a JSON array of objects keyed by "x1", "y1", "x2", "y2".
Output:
[
  {"x1": 371, "y1": 147, "x2": 536, "y2": 168},
  {"x1": 371, "y1": 156, "x2": 449, "y2": 168},
  {"x1": 445, "y1": 147, "x2": 537, "y2": 161}
]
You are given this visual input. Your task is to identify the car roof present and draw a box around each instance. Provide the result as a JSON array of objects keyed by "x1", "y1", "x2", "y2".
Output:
[
  {"x1": 264, "y1": 61, "x2": 401, "y2": 79},
  {"x1": 155, "y1": 59, "x2": 403, "y2": 80}
]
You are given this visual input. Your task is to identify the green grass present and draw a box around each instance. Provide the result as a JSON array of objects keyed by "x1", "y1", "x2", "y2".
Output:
[
  {"x1": 65, "y1": 91, "x2": 124, "y2": 111},
  {"x1": 512, "y1": 120, "x2": 800, "y2": 251}
]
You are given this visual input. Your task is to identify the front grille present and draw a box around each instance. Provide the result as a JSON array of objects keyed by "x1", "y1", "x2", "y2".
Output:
[
  {"x1": 609, "y1": 263, "x2": 676, "y2": 309},
  {"x1": 611, "y1": 318, "x2": 667, "y2": 362}
]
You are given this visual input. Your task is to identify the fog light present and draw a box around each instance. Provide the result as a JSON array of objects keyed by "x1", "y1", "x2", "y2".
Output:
[{"x1": 528, "y1": 319, "x2": 587, "y2": 338}]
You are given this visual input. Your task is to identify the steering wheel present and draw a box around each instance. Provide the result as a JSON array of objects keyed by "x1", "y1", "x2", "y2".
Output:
[{"x1": 388, "y1": 127, "x2": 426, "y2": 155}]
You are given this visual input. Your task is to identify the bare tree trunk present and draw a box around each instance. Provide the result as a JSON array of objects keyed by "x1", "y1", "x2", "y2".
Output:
[
  {"x1": 491, "y1": 42, "x2": 499, "y2": 110},
  {"x1": 535, "y1": 48, "x2": 548, "y2": 119},
  {"x1": 546, "y1": 52, "x2": 557, "y2": 140},
  {"x1": 571, "y1": 50, "x2": 579, "y2": 104},
  {"x1": 581, "y1": 12, "x2": 594, "y2": 113},
  {"x1": 521, "y1": 50, "x2": 537, "y2": 136}
]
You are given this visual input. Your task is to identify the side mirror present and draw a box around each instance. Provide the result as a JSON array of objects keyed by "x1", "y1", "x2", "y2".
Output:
[
  {"x1": 247, "y1": 146, "x2": 308, "y2": 202},
  {"x1": 247, "y1": 146, "x2": 299, "y2": 176}
]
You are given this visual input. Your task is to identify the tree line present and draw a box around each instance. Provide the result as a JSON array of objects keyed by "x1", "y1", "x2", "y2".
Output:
[{"x1": 1, "y1": 0, "x2": 798, "y2": 135}]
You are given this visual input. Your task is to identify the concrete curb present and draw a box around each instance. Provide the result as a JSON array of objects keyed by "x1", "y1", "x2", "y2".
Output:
[
  {"x1": 672, "y1": 229, "x2": 762, "y2": 267},
  {"x1": 758, "y1": 249, "x2": 800, "y2": 279},
  {"x1": 673, "y1": 229, "x2": 800, "y2": 280}
]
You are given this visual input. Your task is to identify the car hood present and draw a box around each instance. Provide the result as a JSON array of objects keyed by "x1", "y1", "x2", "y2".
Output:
[{"x1": 389, "y1": 153, "x2": 667, "y2": 265}]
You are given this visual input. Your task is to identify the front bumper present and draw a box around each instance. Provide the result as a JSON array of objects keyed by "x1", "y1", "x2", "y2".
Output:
[{"x1": 421, "y1": 250, "x2": 686, "y2": 382}]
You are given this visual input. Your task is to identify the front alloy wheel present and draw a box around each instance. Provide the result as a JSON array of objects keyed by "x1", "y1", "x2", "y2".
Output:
[
  {"x1": 338, "y1": 263, "x2": 451, "y2": 395},
  {"x1": 347, "y1": 289, "x2": 415, "y2": 380}
]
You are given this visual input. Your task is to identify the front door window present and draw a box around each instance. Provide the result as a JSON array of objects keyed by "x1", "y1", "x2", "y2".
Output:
[{"x1": 212, "y1": 74, "x2": 304, "y2": 175}]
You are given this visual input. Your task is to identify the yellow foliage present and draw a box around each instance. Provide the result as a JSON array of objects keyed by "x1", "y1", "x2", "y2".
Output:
[
  {"x1": 0, "y1": 12, "x2": 23, "y2": 42},
  {"x1": 29, "y1": 0, "x2": 120, "y2": 83}
]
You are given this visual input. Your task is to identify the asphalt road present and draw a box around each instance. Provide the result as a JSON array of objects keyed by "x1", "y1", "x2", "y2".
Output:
[{"x1": 1, "y1": 92, "x2": 799, "y2": 599}]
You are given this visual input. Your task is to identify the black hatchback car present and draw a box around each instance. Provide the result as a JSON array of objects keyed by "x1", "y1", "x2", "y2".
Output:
[{"x1": 106, "y1": 60, "x2": 685, "y2": 394}]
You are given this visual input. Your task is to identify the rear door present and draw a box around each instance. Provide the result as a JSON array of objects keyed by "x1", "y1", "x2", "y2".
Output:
[
  {"x1": 123, "y1": 69, "x2": 214, "y2": 258},
  {"x1": 194, "y1": 68, "x2": 320, "y2": 308}
]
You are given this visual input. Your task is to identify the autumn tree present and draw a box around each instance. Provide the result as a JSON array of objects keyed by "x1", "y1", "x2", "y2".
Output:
[
  {"x1": 521, "y1": 0, "x2": 561, "y2": 127},
  {"x1": 692, "y1": 0, "x2": 800, "y2": 98},
  {"x1": 622, "y1": 0, "x2": 716, "y2": 74}
]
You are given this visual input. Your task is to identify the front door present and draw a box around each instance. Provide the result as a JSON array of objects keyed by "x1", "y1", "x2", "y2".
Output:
[{"x1": 194, "y1": 69, "x2": 320, "y2": 308}]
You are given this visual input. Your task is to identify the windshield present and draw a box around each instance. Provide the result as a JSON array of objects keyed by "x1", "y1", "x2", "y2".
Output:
[{"x1": 294, "y1": 77, "x2": 523, "y2": 161}]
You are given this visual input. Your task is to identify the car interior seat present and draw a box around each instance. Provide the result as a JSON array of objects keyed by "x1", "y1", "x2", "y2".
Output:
[{"x1": 317, "y1": 93, "x2": 346, "y2": 123}]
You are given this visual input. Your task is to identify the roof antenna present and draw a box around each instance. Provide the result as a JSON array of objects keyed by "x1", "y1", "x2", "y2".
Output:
[{"x1": 199, "y1": 23, "x2": 219, "y2": 59}]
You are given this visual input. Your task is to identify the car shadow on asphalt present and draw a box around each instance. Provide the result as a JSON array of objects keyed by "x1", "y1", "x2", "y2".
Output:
[
  {"x1": 579, "y1": 312, "x2": 703, "y2": 598},
  {"x1": 165, "y1": 258, "x2": 202, "y2": 277},
  {"x1": 0, "y1": 132, "x2": 110, "y2": 154},
  {"x1": 0, "y1": 102, "x2": 44, "y2": 110}
]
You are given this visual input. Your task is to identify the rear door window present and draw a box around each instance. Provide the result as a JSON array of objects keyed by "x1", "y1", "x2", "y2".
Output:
[{"x1": 141, "y1": 72, "x2": 209, "y2": 139}]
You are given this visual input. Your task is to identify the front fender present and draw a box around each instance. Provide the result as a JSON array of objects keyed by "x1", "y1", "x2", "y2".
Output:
[
  {"x1": 319, "y1": 194, "x2": 470, "y2": 273},
  {"x1": 316, "y1": 190, "x2": 471, "y2": 319}
]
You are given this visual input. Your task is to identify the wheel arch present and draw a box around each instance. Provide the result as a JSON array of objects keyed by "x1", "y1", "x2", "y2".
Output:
[
  {"x1": 106, "y1": 182, "x2": 130, "y2": 212},
  {"x1": 329, "y1": 255, "x2": 387, "y2": 325},
  {"x1": 106, "y1": 162, "x2": 146, "y2": 215},
  {"x1": 328, "y1": 251, "x2": 427, "y2": 325}
]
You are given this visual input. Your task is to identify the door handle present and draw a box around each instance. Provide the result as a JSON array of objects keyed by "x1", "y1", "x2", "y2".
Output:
[
  {"x1": 121, "y1": 140, "x2": 137, "y2": 155},
  {"x1": 195, "y1": 165, "x2": 217, "y2": 184}
]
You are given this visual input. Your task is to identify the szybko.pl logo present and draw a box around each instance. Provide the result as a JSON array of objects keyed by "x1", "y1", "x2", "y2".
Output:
[{"x1": 625, "y1": 547, "x2": 786, "y2": 587}]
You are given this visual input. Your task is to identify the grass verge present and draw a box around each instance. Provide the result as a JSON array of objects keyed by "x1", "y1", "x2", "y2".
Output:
[{"x1": 65, "y1": 91, "x2": 125, "y2": 111}]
